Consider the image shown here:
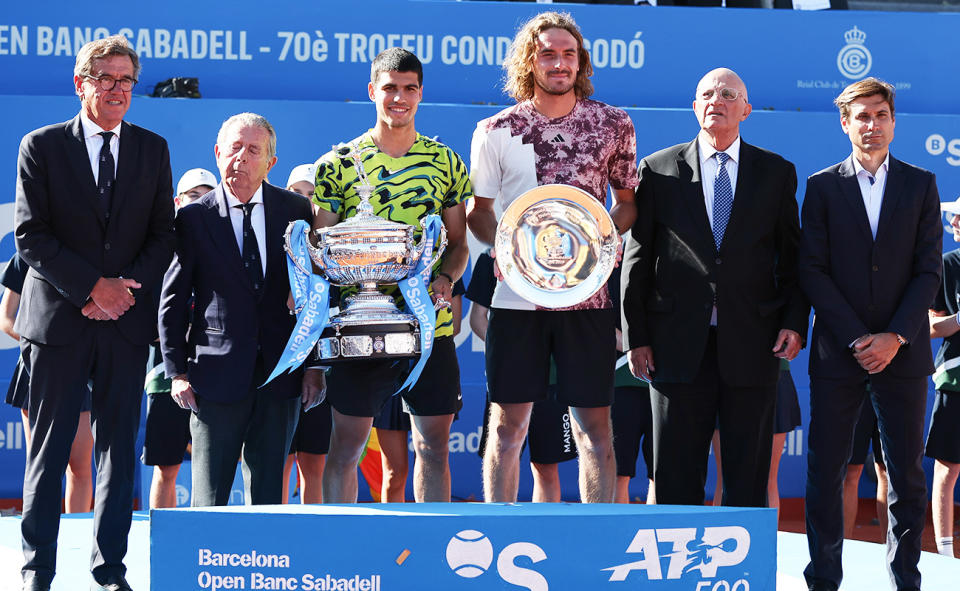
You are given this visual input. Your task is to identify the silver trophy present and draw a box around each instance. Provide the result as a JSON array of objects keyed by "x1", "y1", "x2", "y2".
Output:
[
  {"x1": 495, "y1": 184, "x2": 619, "y2": 308},
  {"x1": 284, "y1": 142, "x2": 447, "y2": 363}
]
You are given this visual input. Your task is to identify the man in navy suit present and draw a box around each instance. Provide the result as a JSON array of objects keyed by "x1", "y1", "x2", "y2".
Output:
[
  {"x1": 14, "y1": 36, "x2": 175, "y2": 591},
  {"x1": 159, "y1": 113, "x2": 325, "y2": 508},
  {"x1": 799, "y1": 78, "x2": 942, "y2": 591}
]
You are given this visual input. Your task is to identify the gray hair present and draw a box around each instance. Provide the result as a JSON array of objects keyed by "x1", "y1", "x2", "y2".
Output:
[
  {"x1": 216, "y1": 113, "x2": 277, "y2": 159},
  {"x1": 74, "y1": 35, "x2": 141, "y2": 80}
]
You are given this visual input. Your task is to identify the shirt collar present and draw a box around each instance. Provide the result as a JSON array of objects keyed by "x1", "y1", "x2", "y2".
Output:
[
  {"x1": 223, "y1": 183, "x2": 264, "y2": 209},
  {"x1": 79, "y1": 110, "x2": 122, "y2": 140},
  {"x1": 698, "y1": 135, "x2": 741, "y2": 167},
  {"x1": 852, "y1": 153, "x2": 890, "y2": 181}
]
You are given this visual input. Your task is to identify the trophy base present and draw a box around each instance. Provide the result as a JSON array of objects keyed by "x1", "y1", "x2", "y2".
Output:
[{"x1": 307, "y1": 322, "x2": 421, "y2": 366}]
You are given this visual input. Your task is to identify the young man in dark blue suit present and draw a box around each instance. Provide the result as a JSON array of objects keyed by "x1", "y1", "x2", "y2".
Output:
[
  {"x1": 159, "y1": 113, "x2": 325, "y2": 508},
  {"x1": 14, "y1": 36, "x2": 175, "y2": 591},
  {"x1": 799, "y1": 78, "x2": 942, "y2": 591}
]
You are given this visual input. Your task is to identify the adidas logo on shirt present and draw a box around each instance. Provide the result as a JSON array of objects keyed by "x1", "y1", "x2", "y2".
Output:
[{"x1": 550, "y1": 133, "x2": 567, "y2": 144}]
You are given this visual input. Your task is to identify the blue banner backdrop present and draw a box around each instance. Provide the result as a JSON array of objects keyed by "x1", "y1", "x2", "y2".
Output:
[
  {"x1": 1, "y1": 1, "x2": 960, "y2": 113},
  {"x1": 0, "y1": 93, "x2": 959, "y2": 504}
]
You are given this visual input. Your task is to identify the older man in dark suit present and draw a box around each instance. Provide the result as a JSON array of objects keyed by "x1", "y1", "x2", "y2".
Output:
[
  {"x1": 14, "y1": 36, "x2": 175, "y2": 591},
  {"x1": 159, "y1": 113, "x2": 324, "y2": 508},
  {"x1": 621, "y1": 67, "x2": 807, "y2": 508},
  {"x1": 800, "y1": 78, "x2": 941, "y2": 591}
]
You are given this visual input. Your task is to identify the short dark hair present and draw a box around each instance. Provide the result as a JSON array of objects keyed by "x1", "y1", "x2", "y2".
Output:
[
  {"x1": 835, "y1": 77, "x2": 896, "y2": 120},
  {"x1": 370, "y1": 48, "x2": 423, "y2": 86}
]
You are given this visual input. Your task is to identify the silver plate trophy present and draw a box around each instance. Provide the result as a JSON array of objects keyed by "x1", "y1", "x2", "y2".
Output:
[
  {"x1": 285, "y1": 142, "x2": 446, "y2": 363},
  {"x1": 495, "y1": 184, "x2": 619, "y2": 308}
]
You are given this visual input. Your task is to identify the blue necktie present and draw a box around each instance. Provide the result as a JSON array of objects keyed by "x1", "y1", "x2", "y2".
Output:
[{"x1": 712, "y1": 152, "x2": 733, "y2": 251}]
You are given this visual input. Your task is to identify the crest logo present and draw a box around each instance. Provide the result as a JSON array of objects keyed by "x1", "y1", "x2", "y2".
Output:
[{"x1": 837, "y1": 26, "x2": 872, "y2": 80}]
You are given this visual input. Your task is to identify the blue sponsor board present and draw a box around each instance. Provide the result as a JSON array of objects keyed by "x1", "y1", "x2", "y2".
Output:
[
  {"x1": 151, "y1": 503, "x2": 775, "y2": 590},
  {"x1": 0, "y1": 1, "x2": 959, "y2": 113}
]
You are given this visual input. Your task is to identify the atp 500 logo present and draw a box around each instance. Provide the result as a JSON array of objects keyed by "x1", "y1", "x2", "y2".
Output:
[
  {"x1": 446, "y1": 530, "x2": 548, "y2": 591},
  {"x1": 603, "y1": 526, "x2": 751, "y2": 589}
]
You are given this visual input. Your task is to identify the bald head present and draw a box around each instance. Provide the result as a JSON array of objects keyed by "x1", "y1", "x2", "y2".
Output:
[
  {"x1": 693, "y1": 67, "x2": 752, "y2": 151},
  {"x1": 696, "y1": 68, "x2": 748, "y2": 102}
]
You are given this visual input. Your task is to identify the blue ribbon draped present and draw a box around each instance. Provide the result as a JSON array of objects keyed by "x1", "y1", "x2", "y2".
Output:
[
  {"x1": 396, "y1": 215, "x2": 443, "y2": 393},
  {"x1": 264, "y1": 220, "x2": 330, "y2": 385}
]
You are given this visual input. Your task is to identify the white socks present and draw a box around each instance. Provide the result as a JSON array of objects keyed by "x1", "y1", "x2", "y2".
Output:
[{"x1": 937, "y1": 537, "x2": 954, "y2": 557}]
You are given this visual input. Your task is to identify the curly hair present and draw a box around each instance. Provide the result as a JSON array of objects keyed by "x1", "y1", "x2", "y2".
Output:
[{"x1": 502, "y1": 11, "x2": 594, "y2": 103}]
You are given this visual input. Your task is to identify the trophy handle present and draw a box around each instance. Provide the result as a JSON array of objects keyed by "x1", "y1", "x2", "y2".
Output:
[
  {"x1": 283, "y1": 221, "x2": 324, "y2": 276},
  {"x1": 417, "y1": 218, "x2": 447, "y2": 271}
]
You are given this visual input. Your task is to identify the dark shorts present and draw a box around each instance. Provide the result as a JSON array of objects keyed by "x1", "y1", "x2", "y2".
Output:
[
  {"x1": 142, "y1": 389, "x2": 191, "y2": 466},
  {"x1": 612, "y1": 385, "x2": 653, "y2": 479},
  {"x1": 326, "y1": 336, "x2": 461, "y2": 418},
  {"x1": 6, "y1": 357, "x2": 91, "y2": 413},
  {"x1": 925, "y1": 390, "x2": 960, "y2": 464},
  {"x1": 289, "y1": 400, "x2": 332, "y2": 455},
  {"x1": 486, "y1": 308, "x2": 616, "y2": 408},
  {"x1": 373, "y1": 394, "x2": 411, "y2": 431},
  {"x1": 527, "y1": 387, "x2": 578, "y2": 465},
  {"x1": 849, "y1": 400, "x2": 884, "y2": 468},
  {"x1": 774, "y1": 369, "x2": 802, "y2": 434}
]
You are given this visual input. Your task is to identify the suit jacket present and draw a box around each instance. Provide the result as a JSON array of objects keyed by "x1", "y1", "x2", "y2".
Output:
[
  {"x1": 798, "y1": 155, "x2": 941, "y2": 379},
  {"x1": 14, "y1": 115, "x2": 175, "y2": 346},
  {"x1": 621, "y1": 138, "x2": 808, "y2": 387},
  {"x1": 159, "y1": 182, "x2": 312, "y2": 403}
]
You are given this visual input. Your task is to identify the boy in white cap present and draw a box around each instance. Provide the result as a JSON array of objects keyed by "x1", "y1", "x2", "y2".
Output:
[
  {"x1": 926, "y1": 195, "x2": 960, "y2": 558},
  {"x1": 141, "y1": 167, "x2": 216, "y2": 508},
  {"x1": 286, "y1": 164, "x2": 316, "y2": 199},
  {"x1": 174, "y1": 167, "x2": 217, "y2": 208}
]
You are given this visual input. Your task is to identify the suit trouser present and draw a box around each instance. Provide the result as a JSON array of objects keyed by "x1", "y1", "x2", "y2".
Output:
[
  {"x1": 189, "y1": 357, "x2": 300, "y2": 506},
  {"x1": 20, "y1": 325, "x2": 148, "y2": 583},
  {"x1": 650, "y1": 329, "x2": 776, "y2": 507},
  {"x1": 804, "y1": 375, "x2": 927, "y2": 591}
]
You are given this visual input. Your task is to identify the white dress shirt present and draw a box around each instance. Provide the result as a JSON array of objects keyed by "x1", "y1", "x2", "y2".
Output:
[
  {"x1": 79, "y1": 111, "x2": 120, "y2": 183},
  {"x1": 698, "y1": 136, "x2": 741, "y2": 326},
  {"x1": 224, "y1": 185, "x2": 267, "y2": 276},
  {"x1": 698, "y1": 135, "x2": 741, "y2": 228},
  {"x1": 852, "y1": 154, "x2": 889, "y2": 240}
]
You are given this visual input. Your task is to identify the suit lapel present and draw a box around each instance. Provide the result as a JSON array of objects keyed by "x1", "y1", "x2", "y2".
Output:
[
  {"x1": 64, "y1": 116, "x2": 107, "y2": 229},
  {"x1": 203, "y1": 186, "x2": 253, "y2": 293},
  {"x1": 261, "y1": 183, "x2": 287, "y2": 285},
  {"x1": 875, "y1": 156, "x2": 904, "y2": 242},
  {"x1": 837, "y1": 156, "x2": 875, "y2": 243},
  {"x1": 723, "y1": 141, "x2": 759, "y2": 253},
  {"x1": 109, "y1": 121, "x2": 139, "y2": 225},
  {"x1": 677, "y1": 140, "x2": 715, "y2": 256}
]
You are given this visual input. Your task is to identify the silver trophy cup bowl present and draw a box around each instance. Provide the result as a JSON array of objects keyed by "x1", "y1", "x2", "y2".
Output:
[{"x1": 285, "y1": 183, "x2": 446, "y2": 363}]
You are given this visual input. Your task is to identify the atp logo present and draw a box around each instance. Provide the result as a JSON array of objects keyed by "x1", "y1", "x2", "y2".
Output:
[
  {"x1": 603, "y1": 526, "x2": 750, "y2": 582},
  {"x1": 445, "y1": 529, "x2": 548, "y2": 591},
  {"x1": 837, "y1": 26, "x2": 872, "y2": 80}
]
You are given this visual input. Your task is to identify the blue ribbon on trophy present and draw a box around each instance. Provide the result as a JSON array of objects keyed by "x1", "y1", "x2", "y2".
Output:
[
  {"x1": 264, "y1": 219, "x2": 331, "y2": 384},
  {"x1": 396, "y1": 214, "x2": 444, "y2": 393}
]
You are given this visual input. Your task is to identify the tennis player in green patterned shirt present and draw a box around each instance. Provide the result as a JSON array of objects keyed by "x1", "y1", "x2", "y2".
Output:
[{"x1": 312, "y1": 47, "x2": 472, "y2": 504}]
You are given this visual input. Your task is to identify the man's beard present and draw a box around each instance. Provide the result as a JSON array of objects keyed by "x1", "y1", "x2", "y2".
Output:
[{"x1": 534, "y1": 73, "x2": 575, "y2": 96}]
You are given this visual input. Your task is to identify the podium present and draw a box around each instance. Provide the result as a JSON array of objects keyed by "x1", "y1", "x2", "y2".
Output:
[{"x1": 151, "y1": 502, "x2": 776, "y2": 590}]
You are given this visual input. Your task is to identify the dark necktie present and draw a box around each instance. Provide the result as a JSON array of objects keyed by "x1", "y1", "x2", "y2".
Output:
[
  {"x1": 712, "y1": 151, "x2": 733, "y2": 251},
  {"x1": 98, "y1": 131, "x2": 115, "y2": 217},
  {"x1": 238, "y1": 203, "x2": 264, "y2": 297}
]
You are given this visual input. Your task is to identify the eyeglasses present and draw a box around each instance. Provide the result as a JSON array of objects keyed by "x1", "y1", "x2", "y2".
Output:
[
  {"x1": 698, "y1": 87, "x2": 743, "y2": 102},
  {"x1": 84, "y1": 74, "x2": 137, "y2": 92}
]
